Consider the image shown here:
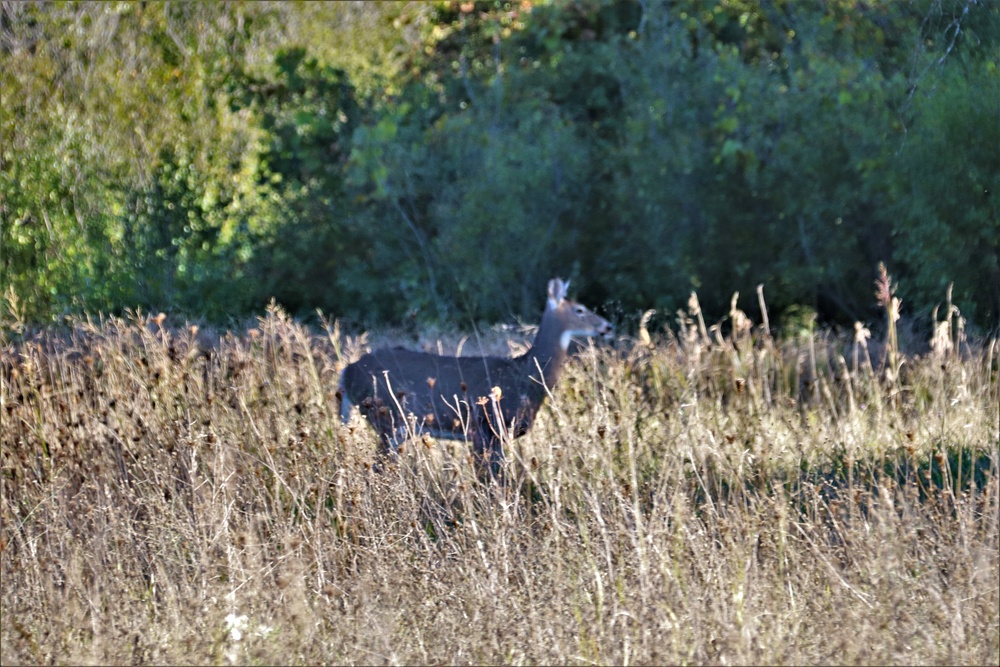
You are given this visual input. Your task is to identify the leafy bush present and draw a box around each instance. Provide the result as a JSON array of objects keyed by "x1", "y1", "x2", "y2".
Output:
[
  {"x1": 2, "y1": 0, "x2": 998, "y2": 330},
  {"x1": 887, "y1": 60, "x2": 1000, "y2": 326}
]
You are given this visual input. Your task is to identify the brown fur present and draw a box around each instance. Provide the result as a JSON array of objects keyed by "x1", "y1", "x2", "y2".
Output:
[{"x1": 339, "y1": 279, "x2": 611, "y2": 475}]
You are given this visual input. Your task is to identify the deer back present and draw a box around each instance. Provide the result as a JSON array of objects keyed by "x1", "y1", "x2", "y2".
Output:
[{"x1": 342, "y1": 347, "x2": 540, "y2": 439}]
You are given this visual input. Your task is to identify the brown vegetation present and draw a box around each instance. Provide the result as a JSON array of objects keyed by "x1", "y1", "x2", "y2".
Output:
[{"x1": 2, "y1": 304, "x2": 998, "y2": 664}]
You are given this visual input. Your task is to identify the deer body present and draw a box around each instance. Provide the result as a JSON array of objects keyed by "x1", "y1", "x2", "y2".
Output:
[{"x1": 339, "y1": 279, "x2": 611, "y2": 472}]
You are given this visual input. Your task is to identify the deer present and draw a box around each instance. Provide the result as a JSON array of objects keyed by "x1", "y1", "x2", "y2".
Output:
[{"x1": 337, "y1": 278, "x2": 612, "y2": 478}]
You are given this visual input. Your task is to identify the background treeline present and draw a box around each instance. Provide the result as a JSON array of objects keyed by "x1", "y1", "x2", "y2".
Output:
[{"x1": 2, "y1": 0, "x2": 998, "y2": 331}]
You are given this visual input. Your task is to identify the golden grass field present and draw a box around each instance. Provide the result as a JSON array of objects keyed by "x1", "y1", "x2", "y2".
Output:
[{"x1": 2, "y1": 301, "x2": 998, "y2": 665}]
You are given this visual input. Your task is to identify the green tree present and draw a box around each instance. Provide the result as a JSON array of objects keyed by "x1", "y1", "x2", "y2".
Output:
[{"x1": 888, "y1": 60, "x2": 1000, "y2": 326}]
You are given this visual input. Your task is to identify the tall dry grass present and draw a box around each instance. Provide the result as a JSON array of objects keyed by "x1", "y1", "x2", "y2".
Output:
[{"x1": 1, "y1": 300, "x2": 998, "y2": 665}]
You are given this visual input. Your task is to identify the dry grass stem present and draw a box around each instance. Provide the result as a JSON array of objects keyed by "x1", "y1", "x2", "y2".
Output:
[{"x1": 2, "y1": 304, "x2": 998, "y2": 665}]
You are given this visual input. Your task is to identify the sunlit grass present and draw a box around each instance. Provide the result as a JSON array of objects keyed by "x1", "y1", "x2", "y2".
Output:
[{"x1": 2, "y1": 301, "x2": 998, "y2": 665}]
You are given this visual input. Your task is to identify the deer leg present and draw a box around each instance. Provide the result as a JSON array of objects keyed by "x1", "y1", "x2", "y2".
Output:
[
  {"x1": 358, "y1": 398, "x2": 403, "y2": 462},
  {"x1": 365, "y1": 426, "x2": 403, "y2": 474},
  {"x1": 472, "y1": 424, "x2": 506, "y2": 484}
]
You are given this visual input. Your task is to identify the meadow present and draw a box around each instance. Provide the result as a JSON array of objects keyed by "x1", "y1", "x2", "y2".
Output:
[{"x1": 2, "y1": 299, "x2": 998, "y2": 665}]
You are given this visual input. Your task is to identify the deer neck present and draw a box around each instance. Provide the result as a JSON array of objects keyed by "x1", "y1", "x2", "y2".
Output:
[{"x1": 520, "y1": 305, "x2": 570, "y2": 391}]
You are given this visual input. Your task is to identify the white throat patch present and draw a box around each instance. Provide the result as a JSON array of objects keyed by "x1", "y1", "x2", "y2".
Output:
[{"x1": 560, "y1": 330, "x2": 598, "y2": 351}]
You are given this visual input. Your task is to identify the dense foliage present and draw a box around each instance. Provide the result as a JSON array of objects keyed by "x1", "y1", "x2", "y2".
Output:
[{"x1": 2, "y1": 1, "x2": 998, "y2": 329}]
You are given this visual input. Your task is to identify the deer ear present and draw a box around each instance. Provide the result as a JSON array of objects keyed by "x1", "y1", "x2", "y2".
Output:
[{"x1": 547, "y1": 278, "x2": 568, "y2": 307}]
